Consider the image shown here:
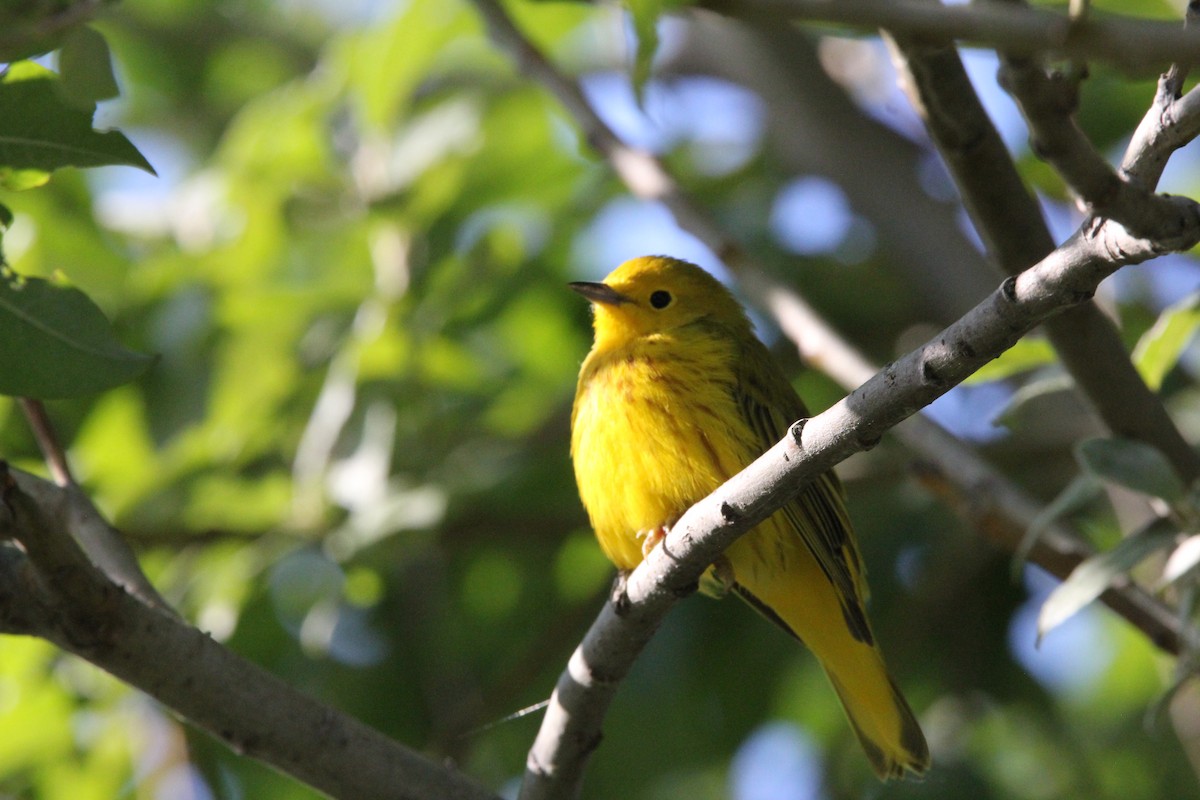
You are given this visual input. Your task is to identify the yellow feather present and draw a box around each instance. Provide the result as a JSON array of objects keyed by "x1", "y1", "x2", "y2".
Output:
[{"x1": 570, "y1": 255, "x2": 929, "y2": 780}]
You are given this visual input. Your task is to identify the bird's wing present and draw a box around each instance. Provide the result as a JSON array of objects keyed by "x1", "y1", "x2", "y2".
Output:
[{"x1": 734, "y1": 343, "x2": 874, "y2": 644}]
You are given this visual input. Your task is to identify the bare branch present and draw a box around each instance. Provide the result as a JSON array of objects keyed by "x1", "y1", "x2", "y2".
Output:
[
  {"x1": 719, "y1": 0, "x2": 1200, "y2": 71},
  {"x1": 0, "y1": 467, "x2": 501, "y2": 800},
  {"x1": 667, "y1": 17, "x2": 996, "y2": 322},
  {"x1": 14, "y1": 401, "x2": 170, "y2": 609},
  {"x1": 912, "y1": 451, "x2": 1185, "y2": 655},
  {"x1": 1124, "y1": 76, "x2": 1200, "y2": 188},
  {"x1": 997, "y1": 53, "x2": 1199, "y2": 243},
  {"x1": 886, "y1": 31, "x2": 1200, "y2": 484}
]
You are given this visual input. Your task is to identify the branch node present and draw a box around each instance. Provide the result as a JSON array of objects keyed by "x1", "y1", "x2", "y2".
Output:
[
  {"x1": 610, "y1": 572, "x2": 632, "y2": 617},
  {"x1": 1000, "y1": 275, "x2": 1019, "y2": 303},
  {"x1": 857, "y1": 432, "x2": 883, "y2": 451},
  {"x1": 921, "y1": 357, "x2": 947, "y2": 388},
  {"x1": 719, "y1": 501, "x2": 741, "y2": 524}
]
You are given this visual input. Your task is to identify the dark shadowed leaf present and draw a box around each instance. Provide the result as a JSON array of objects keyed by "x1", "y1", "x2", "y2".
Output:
[
  {"x1": 57, "y1": 26, "x2": 120, "y2": 106},
  {"x1": 1075, "y1": 437, "x2": 1186, "y2": 503},
  {"x1": 1015, "y1": 473, "x2": 1103, "y2": 571},
  {"x1": 0, "y1": 62, "x2": 153, "y2": 176},
  {"x1": 0, "y1": 270, "x2": 154, "y2": 398}
]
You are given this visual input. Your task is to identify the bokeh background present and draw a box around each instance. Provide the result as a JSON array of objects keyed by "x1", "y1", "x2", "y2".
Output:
[{"x1": 2, "y1": 0, "x2": 1200, "y2": 798}]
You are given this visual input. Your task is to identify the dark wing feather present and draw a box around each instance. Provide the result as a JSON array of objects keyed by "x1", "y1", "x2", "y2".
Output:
[{"x1": 734, "y1": 339, "x2": 873, "y2": 644}]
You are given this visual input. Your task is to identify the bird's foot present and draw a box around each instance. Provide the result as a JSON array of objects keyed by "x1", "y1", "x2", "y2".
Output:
[{"x1": 636, "y1": 525, "x2": 670, "y2": 557}]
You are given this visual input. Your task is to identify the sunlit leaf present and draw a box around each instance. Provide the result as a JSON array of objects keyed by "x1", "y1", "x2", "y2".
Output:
[
  {"x1": 1037, "y1": 517, "x2": 1178, "y2": 642},
  {"x1": 1075, "y1": 437, "x2": 1186, "y2": 503},
  {"x1": 0, "y1": 269, "x2": 154, "y2": 398},
  {"x1": 965, "y1": 335, "x2": 1058, "y2": 384},
  {"x1": 990, "y1": 370, "x2": 1073, "y2": 429},
  {"x1": 1162, "y1": 534, "x2": 1200, "y2": 586},
  {"x1": 0, "y1": 167, "x2": 51, "y2": 191},
  {"x1": 1132, "y1": 291, "x2": 1200, "y2": 391}
]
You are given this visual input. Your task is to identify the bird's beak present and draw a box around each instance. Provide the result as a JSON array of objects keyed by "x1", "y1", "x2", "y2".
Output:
[{"x1": 568, "y1": 281, "x2": 632, "y2": 306}]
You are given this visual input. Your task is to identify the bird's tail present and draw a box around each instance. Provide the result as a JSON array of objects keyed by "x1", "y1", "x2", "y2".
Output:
[
  {"x1": 821, "y1": 648, "x2": 929, "y2": 780},
  {"x1": 730, "y1": 550, "x2": 929, "y2": 779}
]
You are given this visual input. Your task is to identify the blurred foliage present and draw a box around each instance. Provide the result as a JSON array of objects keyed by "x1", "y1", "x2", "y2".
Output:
[{"x1": 2, "y1": 0, "x2": 1200, "y2": 798}]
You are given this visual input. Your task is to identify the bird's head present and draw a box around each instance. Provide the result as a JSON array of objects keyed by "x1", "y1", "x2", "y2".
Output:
[{"x1": 570, "y1": 256, "x2": 751, "y2": 349}]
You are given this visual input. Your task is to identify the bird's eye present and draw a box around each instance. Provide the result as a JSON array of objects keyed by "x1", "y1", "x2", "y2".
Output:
[{"x1": 649, "y1": 290, "x2": 672, "y2": 309}]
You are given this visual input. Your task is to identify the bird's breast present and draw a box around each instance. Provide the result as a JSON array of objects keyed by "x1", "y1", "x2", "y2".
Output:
[{"x1": 571, "y1": 342, "x2": 750, "y2": 569}]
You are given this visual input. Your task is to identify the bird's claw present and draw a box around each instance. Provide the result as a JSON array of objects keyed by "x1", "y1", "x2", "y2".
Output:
[{"x1": 636, "y1": 525, "x2": 670, "y2": 557}]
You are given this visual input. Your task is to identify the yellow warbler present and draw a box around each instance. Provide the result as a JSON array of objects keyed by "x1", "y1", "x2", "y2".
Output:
[{"x1": 569, "y1": 255, "x2": 929, "y2": 780}]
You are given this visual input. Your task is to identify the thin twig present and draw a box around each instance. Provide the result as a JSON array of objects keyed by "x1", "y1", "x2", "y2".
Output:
[
  {"x1": 12, "y1": 403, "x2": 170, "y2": 609},
  {"x1": 666, "y1": 16, "x2": 997, "y2": 321},
  {"x1": 758, "y1": 280, "x2": 1185, "y2": 655},
  {"x1": 1163, "y1": 1, "x2": 1200, "y2": 103},
  {"x1": 18, "y1": 398, "x2": 73, "y2": 486},
  {"x1": 997, "y1": 51, "x2": 1198, "y2": 241}
]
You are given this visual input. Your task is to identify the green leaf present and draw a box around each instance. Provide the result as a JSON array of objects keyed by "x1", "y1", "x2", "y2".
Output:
[
  {"x1": 0, "y1": 167, "x2": 51, "y2": 191},
  {"x1": 1014, "y1": 473, "x2": 1102, "y2": 573},
  {"x1": 0, "y1": 61, "x2": 154, "y2": 177},
  {"x1": 0, "y1": 269, "x2": 155, "y2": 399},
  {"x1": 1037, "y1": 517, "x2": 1178, "y2": 641},
  {"x1": 1132, "y1": 291, "x2": 1200, "y2": 391},
  {"x1": 57, "y1": 26, "x2": 120, "y2": 106},
  {"x1": 991, "y1": 370, "x2": 1073, "y2": 429},
  {"x1": 624, "y1": 0, "x2": 664, "y2": 101},
  {"x1": 965, "y1": 336, "x2": 1058, "y2": 384},
  {"x1": 1075, "y1": 437, "x2": 1186, "y2": 503}
]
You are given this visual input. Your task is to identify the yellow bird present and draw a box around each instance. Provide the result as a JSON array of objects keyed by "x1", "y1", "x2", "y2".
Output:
[{"x1": 569, "y1": 255, "x2": 929, "y2": 780}]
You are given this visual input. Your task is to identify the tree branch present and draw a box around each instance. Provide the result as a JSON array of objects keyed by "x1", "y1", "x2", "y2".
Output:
[
  {"x1": 0, "y1": 465, "x2": 500, "y2": 800},
  {"x1": 469, "y1": 3, "x2": 1200, "y2": 797},
  {"x1": 998, "y1": 52, "x2": 1198, "y2": 243},
  {"x1": 719, "y1": 0, "x2": 1200, "y2": 71},
  {"x1": 885, "y1": 27, "x2": 1200, "y2": 484},
  {"x1": 665, "y1": 16, "x2": 997, "y2": 322}
]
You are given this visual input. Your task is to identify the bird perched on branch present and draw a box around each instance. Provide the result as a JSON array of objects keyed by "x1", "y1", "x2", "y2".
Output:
[{"x1": 569, "y1": 255, "x2": 929, "y2": 780}]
